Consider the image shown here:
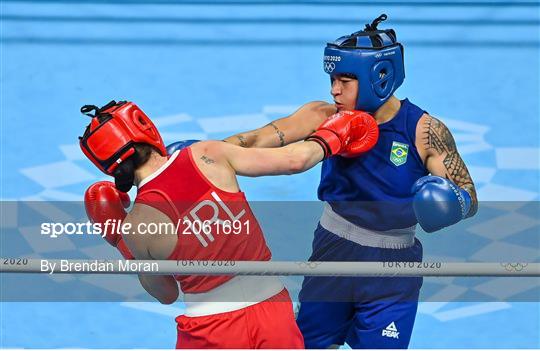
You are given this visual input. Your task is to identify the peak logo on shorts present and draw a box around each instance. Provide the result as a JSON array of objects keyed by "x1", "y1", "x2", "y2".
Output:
[
  {"x1": 382, "y1": 321, "x2": 399, "y2": 339},
  {"x1": 390, "y1": 141, "x2": 409, "y2": 166}
]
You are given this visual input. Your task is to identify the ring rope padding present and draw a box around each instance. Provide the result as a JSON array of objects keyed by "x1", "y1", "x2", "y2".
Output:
[{"x1": 1, "y1": 259, "x2": 539, "y2": 277}]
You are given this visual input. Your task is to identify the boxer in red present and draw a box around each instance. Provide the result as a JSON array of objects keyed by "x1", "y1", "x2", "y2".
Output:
[{"x1": 79, "y1": 100, "x2": 378, "y2": 349}]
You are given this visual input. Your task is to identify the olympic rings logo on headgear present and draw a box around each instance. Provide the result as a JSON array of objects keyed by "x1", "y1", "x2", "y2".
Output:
[
  {"x1": 501, "y1": 262, "x2": 528, "y2": 272},
  {"x1": 324, "y1": 61, "x2": 336, "y2": 73}
]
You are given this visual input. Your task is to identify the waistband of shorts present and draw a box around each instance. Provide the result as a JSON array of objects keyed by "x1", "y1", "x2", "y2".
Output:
[
  {"x1": 183, "y1": 276, "x2": 285, "y2": 317},
  {"x1": 319, "y1": 203, "x2": 416, "y2": 249}
]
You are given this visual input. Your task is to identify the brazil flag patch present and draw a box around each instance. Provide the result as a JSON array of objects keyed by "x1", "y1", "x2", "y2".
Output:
[{"x1": 390, "y1": 141, "x2": 409, "y2": 166}]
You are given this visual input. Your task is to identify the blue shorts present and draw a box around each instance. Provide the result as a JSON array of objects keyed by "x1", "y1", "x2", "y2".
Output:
[{"x1": 297, "y1": 224, "x2": 423, "y2": 349}]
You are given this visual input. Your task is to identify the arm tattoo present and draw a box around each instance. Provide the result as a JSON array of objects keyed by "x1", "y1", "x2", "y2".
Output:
[
  {"x1": 236, "y1": 135, "x2": 247, "y2": 148},
  {"x1": 200, "y1": 155, "x2": 215, "y2": 164},
  {"x1": 423, "y1": 117, "x2": 470, "y2": 185},
  {"x1": 423, "y1": 116, "x2": 456, "y2": 155},
  {"x1": 423, "y1": 116, "x2": 478, "y2": 212},
  {"x1": 268, "y1": 122, "x2": 285, "y2": 147}
]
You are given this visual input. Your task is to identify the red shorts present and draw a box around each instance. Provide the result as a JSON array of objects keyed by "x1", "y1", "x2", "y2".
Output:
[{"x1": 175, "y1": 289, "x2": 304, "y2": 349}]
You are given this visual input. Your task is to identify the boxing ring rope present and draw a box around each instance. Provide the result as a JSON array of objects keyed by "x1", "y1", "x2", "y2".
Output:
[{"x1": 1, "y1": 259, "x2": 539, "y2": 277}]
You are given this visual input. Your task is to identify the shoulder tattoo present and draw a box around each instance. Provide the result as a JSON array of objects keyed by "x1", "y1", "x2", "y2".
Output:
[
  {"x1": 200, "y1": 155, "x2": 215, "y2": 164},
  {"x1": 422, "y1": 116, "x2": 475, "y2": 191},
  {"x1": 422, "y1": 116, "x2": 478, "y2": 214}
]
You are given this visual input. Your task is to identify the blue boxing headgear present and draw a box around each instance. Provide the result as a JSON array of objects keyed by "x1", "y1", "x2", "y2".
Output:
[{"x1": 324, "y1": 14, "x2": 405, "y2": 112}]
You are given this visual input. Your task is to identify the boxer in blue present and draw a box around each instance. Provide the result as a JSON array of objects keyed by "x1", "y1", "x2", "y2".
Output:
[{"x1": 176, "y1": 14, "x2": 478, "y2": 349}]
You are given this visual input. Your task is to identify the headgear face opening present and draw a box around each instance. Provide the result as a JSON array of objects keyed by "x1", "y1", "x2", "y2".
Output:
[
  {"x1": 323, "y1": 14, "x2": 405, "y2": 112},
  {"x1": 79, "y1": 100, "x2": 167, "y2": 175}
]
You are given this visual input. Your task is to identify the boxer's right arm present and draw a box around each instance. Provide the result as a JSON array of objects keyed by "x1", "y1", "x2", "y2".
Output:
[
  {"x1": 202, "y1": 110, "x2": 377, "y2": 177},
  {"x1": 223, "y1": 101, "x2": 336, "y2": 148},
  {"x1": 224, "y1": 141, "x2": 325, "y2": 176},
  {"x1": 192, "y1": 111, "x2": 377, "y2": 193},
  {"x1": 194, "y1": 140, "x2": 324, "y2": 181}
]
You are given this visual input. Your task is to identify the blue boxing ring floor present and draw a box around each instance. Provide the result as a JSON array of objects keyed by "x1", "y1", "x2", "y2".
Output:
[{"x1": 1, "y1": 1, "x2": 539, "y2": 348}]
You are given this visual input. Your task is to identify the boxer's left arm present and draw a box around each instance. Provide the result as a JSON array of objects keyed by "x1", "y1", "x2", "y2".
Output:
[
  {"x1": 412, "y1": 114, "x2": 478, "y2": 232},
  {"x1": 417, "y1": 114, "x2": 478, "y2": 211},
  {"x1": 122, "y1": 204, "x2": 180, "y2": 305}
]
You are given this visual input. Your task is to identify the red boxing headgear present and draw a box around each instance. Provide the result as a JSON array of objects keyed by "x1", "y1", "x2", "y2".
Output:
[{"x1": 79, "y1": 100, "x2": 167, "y2": 175}]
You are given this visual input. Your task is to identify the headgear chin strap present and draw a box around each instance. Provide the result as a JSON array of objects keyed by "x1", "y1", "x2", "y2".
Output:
[
  {"x1": 323, "y1": 14, "x2": 405, "y2": 112},
  {"x1": 79, "y1": 100, "x2": 167, "y2": 176}
]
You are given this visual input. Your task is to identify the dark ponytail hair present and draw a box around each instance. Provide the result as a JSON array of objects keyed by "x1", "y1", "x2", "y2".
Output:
[{"x1": 114, "y1": 143, "x2": 154, "y2": 192}]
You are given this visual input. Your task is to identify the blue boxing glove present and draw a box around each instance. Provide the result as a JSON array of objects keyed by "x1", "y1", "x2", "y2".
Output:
[
  {"x1": 411, "y1": 176, "x2": 472, "y2": 233},
  {"x1": 166, "y1": 140, "x2": 200, "y2": 155}
]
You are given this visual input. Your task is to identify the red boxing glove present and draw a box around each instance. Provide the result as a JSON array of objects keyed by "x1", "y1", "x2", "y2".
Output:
[
  {"x1": 306, "y1": 110, "x2": 379, "y2": 158},
  {"x1": 84, "y1": 181, "x2": 134, "y2": 259}
]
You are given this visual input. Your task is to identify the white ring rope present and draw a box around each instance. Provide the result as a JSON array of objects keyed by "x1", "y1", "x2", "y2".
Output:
[{"x1": 1, "y1": 259, "x2": 539, "y2": 277}]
